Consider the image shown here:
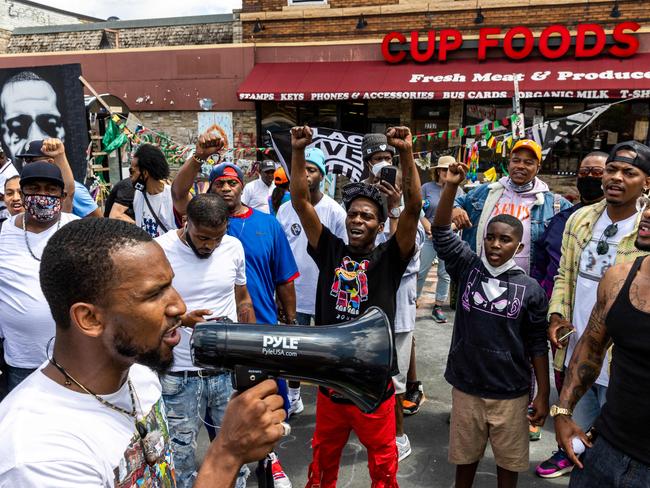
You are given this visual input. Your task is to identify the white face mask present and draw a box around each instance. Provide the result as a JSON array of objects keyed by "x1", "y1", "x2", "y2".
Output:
[
  {"x1": 480, "y1": 243, "x2": 522, "y2": 277},
  {"x1": 371, "y1": 161, "x2": 391, "y2": 178}
]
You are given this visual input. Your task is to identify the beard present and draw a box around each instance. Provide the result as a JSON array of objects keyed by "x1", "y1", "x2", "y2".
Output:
[
  {"x1": 114, "y1": 325, "x2": 173, "y2": 374},
  {"x1": 635, "y1": 237, "x2": 650, "y2": 252}
]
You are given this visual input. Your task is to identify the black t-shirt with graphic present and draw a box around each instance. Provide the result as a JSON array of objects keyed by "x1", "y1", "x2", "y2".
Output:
[
  {"x1": 308, "y1": 226, "x2": 410, "y2": 401},
  {"x1": 308, "y1": 226, "x2": 410, "y2": 330}
]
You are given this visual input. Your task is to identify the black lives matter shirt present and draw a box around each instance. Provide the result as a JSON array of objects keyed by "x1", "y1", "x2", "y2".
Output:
[{"x1": 308, "y1": 226, "x2": 410, "y2": 328}]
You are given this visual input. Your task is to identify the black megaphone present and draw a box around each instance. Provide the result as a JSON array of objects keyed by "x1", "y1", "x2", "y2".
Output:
[{"x1": 190, "y1": 306, "x2": 393, "y2": 413}]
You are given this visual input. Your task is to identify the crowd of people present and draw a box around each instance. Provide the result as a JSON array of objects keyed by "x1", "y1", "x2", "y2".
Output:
[{"x1": 0, "y1": 123, "x2": 648, "y2": 488}]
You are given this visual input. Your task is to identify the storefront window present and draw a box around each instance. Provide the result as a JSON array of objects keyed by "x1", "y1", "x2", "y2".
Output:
[
  {"x1": 412, "y1": 101, "x2": 450, "y2": 155},
  {"x1": 260, "y1": 102, "x2": 297, "y2": 135}
]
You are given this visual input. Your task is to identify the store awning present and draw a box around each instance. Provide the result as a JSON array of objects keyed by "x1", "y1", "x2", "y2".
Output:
[{"x1": 238, "y1": 54, "x2": 650, "y2": 102}]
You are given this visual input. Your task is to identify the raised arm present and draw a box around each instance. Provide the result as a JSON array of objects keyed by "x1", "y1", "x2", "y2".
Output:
[
  {"x1": 289, "y1": 126, "x2": 322, "y2": 249},
  {"x1": 387, "y1": 127, "x2": 421, "y2": 260},
  {"x1": 434, "y1": 162, "x2": 467, "y2": 227},
  {"x1": 554, "y1": 266, "x2": 624, "y2": 467},
  {"x1": 41, "y1": 138, "x2": 75, "y2": 213},
  {"x1": 172, "y1": 133, "x2": 224, "y2": 216}
]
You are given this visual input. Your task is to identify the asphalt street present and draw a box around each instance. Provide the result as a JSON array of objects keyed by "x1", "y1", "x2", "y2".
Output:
[{"x1": 198, "y1": 266, "x2": 572, "y2": 487}]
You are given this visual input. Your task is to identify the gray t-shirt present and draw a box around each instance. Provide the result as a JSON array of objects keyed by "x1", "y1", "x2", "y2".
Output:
[{"x1": 421, "y1": 182, "x2": 464, "y2": 224}]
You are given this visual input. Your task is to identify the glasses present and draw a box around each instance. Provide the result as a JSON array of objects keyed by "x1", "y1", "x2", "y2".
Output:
[
  {"x1": 596, "y1": 223, "x2": 618, "y2": 255},
  {"x1": 6, "y1": 114, "x2": 63, "y2": 140},
  {"x1": 578, "y1": 167, "x2": 605, "y2": 177}
]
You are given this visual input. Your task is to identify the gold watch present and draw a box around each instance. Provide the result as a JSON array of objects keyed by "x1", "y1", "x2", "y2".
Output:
[{"x1": 550, "y1": 405, "x2": 573, "y2": 417}]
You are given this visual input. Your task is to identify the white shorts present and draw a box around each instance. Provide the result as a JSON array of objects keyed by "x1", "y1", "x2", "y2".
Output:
[{"x1": 392, "y1": 331, "x2": 414, "y2": 394}]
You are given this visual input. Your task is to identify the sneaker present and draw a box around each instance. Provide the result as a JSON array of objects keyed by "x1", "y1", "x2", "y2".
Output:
[
  {"x1": 431, "y1": 305, "x2": 447, "y2": 323},
  {"x1": 269, "y1": 452, "x2": 292, "y2": 488},
  {"x1": 535, "y1": 450, "x2": 574, "y2": 478},
  {"x1": 402, "y1": 381, "x2": 425, "y2": 415},
  {"x1": 529, "y1": 424, "x2": 542, "y2": 441},
  {"x1": 396, "y1": 434, "x2": 412, "y2": 462},
  {"x1": 288, "y1": 395, "x2": 304, "y2": 417}
]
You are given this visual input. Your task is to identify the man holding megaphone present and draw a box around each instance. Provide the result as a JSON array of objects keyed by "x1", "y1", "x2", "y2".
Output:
[{"x1": 289, "y1": 125, "x2": 422, "y2": 487}]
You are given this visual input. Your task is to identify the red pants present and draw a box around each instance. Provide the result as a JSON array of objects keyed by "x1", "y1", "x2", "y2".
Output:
[{"x1": 306, "y1": 391, "x2": 398, "y2": 488}]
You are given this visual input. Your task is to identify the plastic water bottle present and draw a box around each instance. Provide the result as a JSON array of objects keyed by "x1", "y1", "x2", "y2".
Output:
[{"x1": 571, "y1": 436, "x2": 586, "y2": 455}]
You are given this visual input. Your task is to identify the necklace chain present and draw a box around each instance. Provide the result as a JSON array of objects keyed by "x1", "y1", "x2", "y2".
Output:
[
  {"x1": 49, "y1": 355, "x2": 138, "y2": 420},
  {"x1": 23, "y1": 215, "x2": 62, "y2": 262}
]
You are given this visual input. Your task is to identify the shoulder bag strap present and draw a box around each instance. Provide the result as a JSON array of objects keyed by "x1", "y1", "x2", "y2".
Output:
[{"x1": 141, "y1": 190, "x2": 169, "y2": 234}]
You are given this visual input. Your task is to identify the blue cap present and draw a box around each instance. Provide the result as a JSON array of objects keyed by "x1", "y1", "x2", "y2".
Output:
[
  {"x1": 17, "y1": 140, "x2": 45, "y2": 159},
  {"x1": 20, "y1": 161, "x2": 64, "y2": 189},
  {"x1": 305, "y1": 147, "x2": 326, "y2": 176},
  {"x1": 208, "y1": 163, "x2": 244, "y2": 185}
]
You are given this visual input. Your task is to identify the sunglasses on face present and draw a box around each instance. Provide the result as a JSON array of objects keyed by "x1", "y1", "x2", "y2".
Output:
[
  {"x1": 596, "y1": 223, "x2": 618, "y2": 255},
  {"x1": 6, "y1": 114, "x2": 63, "y2": 140},
  {"x1": 578, "y1": 167, "x2": 605, "y2": 177}
]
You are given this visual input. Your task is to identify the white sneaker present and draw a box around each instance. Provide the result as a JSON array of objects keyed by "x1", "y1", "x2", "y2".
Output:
[
  {"x1": 269, "y1": 452, "x2": 292, "y2": 488},
  {"x1": 396, "y1": 434, "x2": 412, "y2": 462},
  {"x1": 288, "y1": 396, "x2": 304, "y2": 417}
]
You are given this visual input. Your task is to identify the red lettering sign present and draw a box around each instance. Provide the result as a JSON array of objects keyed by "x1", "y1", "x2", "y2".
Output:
[{"x1": 381, "y1": 22, "x2": 639, "y2": 63}]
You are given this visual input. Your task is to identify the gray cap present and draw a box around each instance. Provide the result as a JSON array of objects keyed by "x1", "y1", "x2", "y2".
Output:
[{"x1": 361, "y1": 134, "x2": 395, "y2": 162}]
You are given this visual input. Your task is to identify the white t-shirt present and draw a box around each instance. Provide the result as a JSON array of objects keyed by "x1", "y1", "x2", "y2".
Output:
[
  {"x1": 155, "y1": 230, "x2": 246, "y2": 372},
  {"x1": 376, "y1": 216, "x2": 425, "y2": 333},
  {"x1": 242, "y1": 177, "x2": 274, "y2": 214},
  {"x1": 0, "y1": 364, "x2": 176, "y2": 487},
  {"x1": 0, "y1": 213, "x2": 79, "y2": 368},
  {"x1": 276, "y1": 195, "x2": 347, "y2": 315},
  {"x1": 567, "y1": 210, "x2": 638, "y2": 387},
  {"x1": 133, "y1": 185, "x2": 177, "y2": 238}
]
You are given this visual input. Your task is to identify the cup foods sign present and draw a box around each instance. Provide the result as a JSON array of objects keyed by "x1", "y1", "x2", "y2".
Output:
[{"x1": 381, "y1": 22, "x2": 640, "y2": 63}]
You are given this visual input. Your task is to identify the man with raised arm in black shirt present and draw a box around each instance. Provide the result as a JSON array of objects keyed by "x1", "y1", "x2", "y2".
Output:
[{"x1": 289, "y1": 125, "x2": 421, "y2": 488}]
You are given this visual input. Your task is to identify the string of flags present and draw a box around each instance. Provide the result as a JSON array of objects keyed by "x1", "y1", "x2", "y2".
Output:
[{"x1": 411, "y1": 115, "x2": 516, "y2": 143}]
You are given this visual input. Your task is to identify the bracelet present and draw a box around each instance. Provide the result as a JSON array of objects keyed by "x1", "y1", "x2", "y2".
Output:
[{"x1": 192, "y1": 154, "x2": 208, "y2": 165}]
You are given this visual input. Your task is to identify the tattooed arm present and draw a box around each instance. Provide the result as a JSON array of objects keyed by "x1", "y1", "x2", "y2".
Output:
[
  {"x1": 235, "y1": 285, "x2": 256, "y2": 324},
  {"x1": 554, "y1": 264, "x2": 628, "y2": 468}
]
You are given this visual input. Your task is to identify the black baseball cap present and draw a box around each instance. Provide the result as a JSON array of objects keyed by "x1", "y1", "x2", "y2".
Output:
[
  {"x1": 606, "y1": 140, "x2": 650, "y2": 175},
  {"x1": 260, "y1": 160, "x2": 276, "y2": 172},
  {"x1": 17, "y1": 140, "x2": 45, "y2": 159},
  {"x1": 20, "y1": 161, "x2": 64, "y2": 189}
]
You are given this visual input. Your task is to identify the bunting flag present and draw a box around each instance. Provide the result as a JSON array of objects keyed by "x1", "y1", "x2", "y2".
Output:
[{"x1": 528, "y1": 103, "x2": 614, "y2": 160}]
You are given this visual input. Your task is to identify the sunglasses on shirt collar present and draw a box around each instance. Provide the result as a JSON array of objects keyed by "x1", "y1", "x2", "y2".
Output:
[{"x1": 596, "y1": 223, "x2": 618, "y2": 255}]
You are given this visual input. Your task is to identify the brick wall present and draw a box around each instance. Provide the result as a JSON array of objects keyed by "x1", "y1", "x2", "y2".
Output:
[
  {"x1": 132, "y1": 109, "x2": 257, "y2": 154},
  {"x1": 7, "y1": 22, "x2": 234, "y2": 53},
  {"x1": 0, "y1": 27, "x2": 11, "y2": 52},
  {"x1": 242, "y1": 0, "x2": 648, "y2": 41},
  {"x1": 242, "y1": 0, "x2": 396, "y2": 12},
  {"x1": 0, "y1": 1, "x2": 90, "y2": 31}
]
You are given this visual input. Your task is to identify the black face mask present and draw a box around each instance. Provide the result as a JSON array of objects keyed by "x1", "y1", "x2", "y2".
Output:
[
  {"x1": 132, "y1": 175, "x2": 146, "y2": 190},
  {"x1": 184, "y1": 228, "x2": 211, "y2": 259},
  {"x1": 577, "y1": 176, "x2": 604, "y2": 203}
]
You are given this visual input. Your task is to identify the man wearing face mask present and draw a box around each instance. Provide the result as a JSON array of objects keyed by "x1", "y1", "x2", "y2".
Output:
[
  {"x1": 452, "y1": 140, "x2": 571, "y2": 273},
  {"x1": 536, "y1": 141, "x2": 650, "y2": 480},
  {"x1": 532, "y1": 152, "x2": 608, "y2": 300},
  {"x1": 0, "y1": 162, "x2": 78, "y2": 390},
  {"x1": 119, "y1": 144, "x2": 178, "y2": 237},
  {"x1": 155, "y1": 193, "x2": 255, "y2": 488}
]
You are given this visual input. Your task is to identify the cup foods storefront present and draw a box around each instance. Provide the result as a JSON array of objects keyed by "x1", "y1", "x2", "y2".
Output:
[{"x1": 238, "y1": 22, "x2": 650, "y2": 174}]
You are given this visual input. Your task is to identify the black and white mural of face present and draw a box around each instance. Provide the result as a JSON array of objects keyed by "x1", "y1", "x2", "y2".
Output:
[
  {"x1": 0, "y1": 73, "x2": 66, "y2": 161},
  {"x1": 0, "y1": 64, "x2": 87, "y2": 182}
]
